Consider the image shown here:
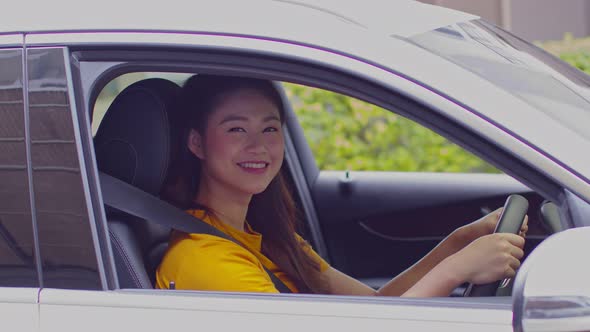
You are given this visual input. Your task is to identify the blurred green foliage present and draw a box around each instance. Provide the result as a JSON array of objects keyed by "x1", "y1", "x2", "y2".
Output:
[
  {"x1": 559, "y1": 52, "x2": 590, "y2": 74},
  {"x1": 537, "y1": 33, "x2": 590, "y2": 75},
  {"x1": 284, "y1": 83, "x2": 499, "y2": 173}
]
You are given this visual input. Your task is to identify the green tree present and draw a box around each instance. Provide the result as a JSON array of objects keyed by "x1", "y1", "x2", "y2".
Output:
[{"x1": 283, "y1": 83, "x2": 498, "y2": 173}]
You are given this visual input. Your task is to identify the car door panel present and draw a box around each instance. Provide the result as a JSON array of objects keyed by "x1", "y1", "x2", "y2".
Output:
[
  {"x1": 312, "y1": 171, "x2": 547, "y2": 280},
  {"x1": 38, "y1": 288, "x2": 512, "y2": 332},
  {"x1": 0, "y1": 287, "x2": 39, "y2": 332}
]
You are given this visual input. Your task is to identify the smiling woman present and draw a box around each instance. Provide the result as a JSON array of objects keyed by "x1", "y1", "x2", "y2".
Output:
[
  {"x1": 153, "y1": 74, "x2": 527, "y2": 297},
  {"x1": 157, "y1": 74, "x2": 328, "y2": 293}
]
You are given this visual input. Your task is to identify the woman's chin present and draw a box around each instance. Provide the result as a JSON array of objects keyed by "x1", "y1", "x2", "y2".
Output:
[{"x1": 243, "y1": 184, "x2": 271, "y2": 196}]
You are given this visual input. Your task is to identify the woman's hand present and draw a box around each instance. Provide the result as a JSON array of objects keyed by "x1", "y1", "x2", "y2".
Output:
[
  {"x1": 393, "y1": 205, "x2": 529, "y2": 297},
  {"x1": 445, "y1": 233, "x2": 525, "y2": 285},
  {"x1": 455, "y1": 208, "x2": 529, "y2": 247}
]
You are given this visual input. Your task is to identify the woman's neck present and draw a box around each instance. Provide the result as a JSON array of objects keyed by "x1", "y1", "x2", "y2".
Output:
[{"x1": 194, "y1": 179, "x2": 251, "y2": 232}]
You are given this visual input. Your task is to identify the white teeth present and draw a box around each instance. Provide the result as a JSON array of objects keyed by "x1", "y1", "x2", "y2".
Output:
[{"x1": 239, "y1": 162, "x2": 267, "y2": 169}]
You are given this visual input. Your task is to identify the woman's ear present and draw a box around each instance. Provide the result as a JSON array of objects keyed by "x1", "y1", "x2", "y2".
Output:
[{"x1": 187, "y1": 129, "x2": 205, "y2": 159}]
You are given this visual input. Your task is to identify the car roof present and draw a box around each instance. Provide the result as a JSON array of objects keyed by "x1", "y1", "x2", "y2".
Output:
[{"x1": 4, "y1": 0, "x2": 476, "y2": 38}]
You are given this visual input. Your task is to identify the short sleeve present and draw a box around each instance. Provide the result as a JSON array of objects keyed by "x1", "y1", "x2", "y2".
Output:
[
  {"x1": 156, "y1": 234, "x2": 280, "y2": 293},
  {"x1": 295, "y1": 234, "x2": 330, "y2": 272}
]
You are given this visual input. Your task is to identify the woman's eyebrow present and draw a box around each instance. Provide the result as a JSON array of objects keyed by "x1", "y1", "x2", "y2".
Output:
[
  {"x1": 263, "y1": 115, "x2": 281, "y2": 122},
  {"x1": 218, "y1": 114, "x2": 247, "y2": 125},
  {"x1": 218, "y1": 114, "x2": 280, "y2": 125}
]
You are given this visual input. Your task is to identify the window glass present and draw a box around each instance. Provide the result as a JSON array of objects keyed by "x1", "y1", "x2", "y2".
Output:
[
  {"x1": 0, "y1": 49, "x2": 38, "y2": 287},
  {"x1": 285, "y1": 83, "x2": 498, "y2": 173},
  {"x1": 27, "y1": 48, "x2": 101, "y2": 289}
]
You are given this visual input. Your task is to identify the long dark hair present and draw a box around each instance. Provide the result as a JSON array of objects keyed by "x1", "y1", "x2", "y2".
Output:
[{"x1": 161, "y1": 74, "x2": 326, "y2": 294}]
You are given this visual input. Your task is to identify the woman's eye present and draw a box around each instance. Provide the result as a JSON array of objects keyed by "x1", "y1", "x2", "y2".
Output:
[
  {"x1": 228, "y1": 127, "x2": 246, "y2": 133},
  {"x1": 264, "y1": 127, "x2": 279, "y2": 133}
]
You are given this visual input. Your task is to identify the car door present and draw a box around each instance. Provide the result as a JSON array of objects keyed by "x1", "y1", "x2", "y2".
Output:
[
  {"x1": 18, "y1": 29, "x2": 519, "y2": 329},
  {"x1": 11, "y1": 29, "x2": 511, "y2": 331},
  {"x1": 28, "y1": 25, "x2": 588, "y2": 332},
  {"x1": 283, "y1": 84, "x2": 549, "y2": 288},
  {"x1": 0, "y1": 43, "x2": 41, "y2": 332}
]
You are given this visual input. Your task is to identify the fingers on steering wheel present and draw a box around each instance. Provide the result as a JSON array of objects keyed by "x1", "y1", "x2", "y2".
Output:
[
  {"x1": 504, "y1": 233, "x2": 525, "y2": 248},
  {"x1": 505, "y1": 266, "x2": 517, "y2": 278},
  {"x1": 520, "y1": 215, "x2": 529, "y2": 237},
  {"x1": 493, "y1": 207, "x2": 503, "y2": 220},
  {"x1": 508, "y1": 255, "x2": 521, "y2": 272},
  {"x1": 511, "y1": 245, "x2": 524, "y2": 260}
]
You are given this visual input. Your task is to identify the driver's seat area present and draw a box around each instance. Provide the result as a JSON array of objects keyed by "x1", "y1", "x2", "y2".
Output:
[{"x1": 94, "y1": 78, "x2": 182, "y2": 288}]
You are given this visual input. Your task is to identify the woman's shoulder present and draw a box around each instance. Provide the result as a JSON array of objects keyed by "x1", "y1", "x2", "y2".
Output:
[
  {"x1": 160, "y1": 231, "x2": 271, "y2": 279},
  {"x1": 157, "y1": 231, "x2": 277, "y2": 292},
  {"x1": 170, "y1": 230, "x2": 241, "y2": 251},
  {"x1": 166, "y1": 230, "x2": 260, "y2": 264}
]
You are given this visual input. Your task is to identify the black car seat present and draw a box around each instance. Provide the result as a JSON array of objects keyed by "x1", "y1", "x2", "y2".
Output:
[{"x1": 94, "y1": 78, "x2": 182, "y2": 288}]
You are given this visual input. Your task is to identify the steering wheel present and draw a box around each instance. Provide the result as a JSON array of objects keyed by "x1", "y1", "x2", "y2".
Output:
[{"x1": 463, "y1": 194, "x2": 529, "y2": 297}]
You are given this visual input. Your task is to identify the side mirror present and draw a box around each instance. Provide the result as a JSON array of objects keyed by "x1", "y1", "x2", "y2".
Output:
[{"x1": 513, "y1": 226, "x2": 590, "y2": 332}]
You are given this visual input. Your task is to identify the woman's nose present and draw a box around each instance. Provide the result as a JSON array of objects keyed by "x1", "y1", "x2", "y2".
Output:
[{"x1": 244, "y1": 133, "x2": 267, "y2": 153}]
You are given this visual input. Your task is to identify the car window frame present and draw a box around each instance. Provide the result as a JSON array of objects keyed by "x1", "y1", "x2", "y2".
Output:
[
  {"x1": 63, "y1": 35, "x2": 572, "y2": 301},
  {"x1": 0, "y1": 34, "x2": 23, "y2": 48},
  {"x1": 26, "y1": 46, "x2": 106, "y2": 290},
  {"x1": 0, "y1": 45, "x2": 41, "y2": 289}
]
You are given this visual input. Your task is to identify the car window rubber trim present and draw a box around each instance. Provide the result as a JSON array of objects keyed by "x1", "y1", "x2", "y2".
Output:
[{"x1": 99, "y1": 171, "x2": 292, "y2": 294}]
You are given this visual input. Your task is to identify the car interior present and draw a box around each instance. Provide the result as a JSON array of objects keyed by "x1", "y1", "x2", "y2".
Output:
[{"x1": 91, "y1": 71, "x2": 563, "y2": 297}]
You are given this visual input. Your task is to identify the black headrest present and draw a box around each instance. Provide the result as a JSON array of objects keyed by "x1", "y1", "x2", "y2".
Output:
[{"x1": 94, "y1": 78, "x2": 181, "y2": 196}]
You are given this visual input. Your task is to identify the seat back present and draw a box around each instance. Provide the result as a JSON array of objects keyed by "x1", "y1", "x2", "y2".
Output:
[{"x1": 94, "y1": 78, "x2": 181, "y2": 288}]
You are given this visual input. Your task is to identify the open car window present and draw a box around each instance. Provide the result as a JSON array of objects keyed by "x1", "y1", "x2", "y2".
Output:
[{"x1": 91, "y1": 69, "x2": 553, "y2": 300}]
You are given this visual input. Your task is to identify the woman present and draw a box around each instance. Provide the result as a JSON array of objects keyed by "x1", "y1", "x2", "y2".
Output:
[{"x1": 156, "y1": 74, "x2": 527, "y2": 296}]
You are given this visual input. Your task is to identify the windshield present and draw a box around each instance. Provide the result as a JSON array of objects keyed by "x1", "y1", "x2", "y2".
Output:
[{"x1": 408, "y1": 19, "x2": 590, "y2": 141}]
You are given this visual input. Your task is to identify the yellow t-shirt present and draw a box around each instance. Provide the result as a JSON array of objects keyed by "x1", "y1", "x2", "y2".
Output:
[{"x1": 155, "y1": 209, "x2": 329, "y2": 293}]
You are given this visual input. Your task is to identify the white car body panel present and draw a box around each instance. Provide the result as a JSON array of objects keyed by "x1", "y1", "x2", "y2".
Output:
[
  {"x1": 291, "y1": 0, "x2": 479, "y2": 37},
  {"x1": 39, "y1": 288, "x2": 511, "y2": 332},
  {"x1": 0, "y1": 287, "x2": 39, "y2": 332},
  {"x1": 0, "y1": 34, "x2": 21, "y2": 46},
  {"x1": 6, "y1": 0, "x2": 474, "y2": 39}
]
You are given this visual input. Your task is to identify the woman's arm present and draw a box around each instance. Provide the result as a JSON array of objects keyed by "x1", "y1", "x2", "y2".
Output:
[
  {"x1": 321, "y1": 209, "x2": 528, "y2": 297},
  {"x1": 321, "y1": 225, "x2": 468, "y2": 296},
  {"x1": 375, "y1": 225, "x2": 469, "y2": 296},
  {"x1": 402, "y1": 232, "x2": 525, "y2": 297}
]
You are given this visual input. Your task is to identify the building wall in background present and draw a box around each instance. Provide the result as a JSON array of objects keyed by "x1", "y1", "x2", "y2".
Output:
[{"x1": 510, "y1": 0, "x2": 590, "y2": 41}]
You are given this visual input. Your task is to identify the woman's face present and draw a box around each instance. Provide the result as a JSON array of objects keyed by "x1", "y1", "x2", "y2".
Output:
[{"x1": 188, "y1": 88, "x2": 284, "y2": 197}]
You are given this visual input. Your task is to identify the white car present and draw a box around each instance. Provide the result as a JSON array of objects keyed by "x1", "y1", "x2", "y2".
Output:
[{"x1": 1, "y1": 1, "x2": 589, "y2": 331}]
